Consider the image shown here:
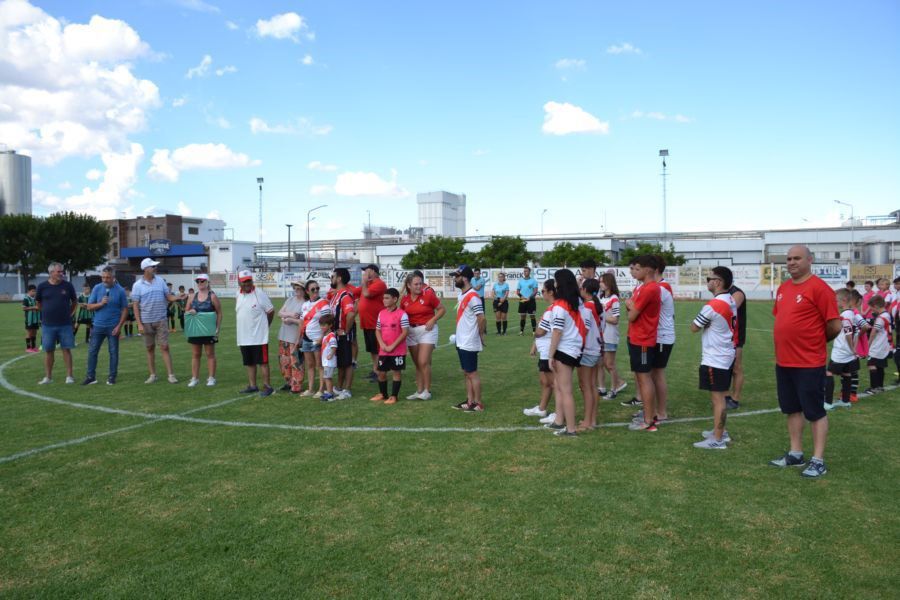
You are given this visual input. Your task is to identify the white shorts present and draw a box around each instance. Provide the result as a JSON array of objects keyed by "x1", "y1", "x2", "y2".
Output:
[{"x1": 407, "y1": 324, "x2": 439, "y2": 347}]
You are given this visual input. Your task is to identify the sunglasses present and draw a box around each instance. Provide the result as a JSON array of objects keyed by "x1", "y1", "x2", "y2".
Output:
[
  {"x1": 706, "y1": 277, "x2": 722, "y2": 282},
  {"x1": 308, "y1": 286, "x2": 319, "y2": 292}
]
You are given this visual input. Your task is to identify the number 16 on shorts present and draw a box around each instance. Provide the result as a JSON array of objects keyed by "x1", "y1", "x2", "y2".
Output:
[{"x1": 377, "y1": 355, "x2": 405, "y2": 371}]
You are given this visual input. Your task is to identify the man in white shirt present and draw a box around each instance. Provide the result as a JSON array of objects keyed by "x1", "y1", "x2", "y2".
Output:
[
  {"x1": 449, "y1": 265, "x2": 486, "y2": 412},
  {"x1": 235, "y1": 270, "x2": 275, "y2": 397}
]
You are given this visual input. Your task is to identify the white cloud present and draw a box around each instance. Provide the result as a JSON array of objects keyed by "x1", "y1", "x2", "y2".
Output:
[
  {"x1": 148, "y1": 143, "x2": 261, "y2": 183},
  {"x1": 177, "y1": 201, "x2": 192, "y2": 216},
  {"x1": 208, "y1": 116, "x2": 231, "y2": 129},
  {"x1": 186, "y1": 54, "x2": 212, "y2": 78},
  {"x1": 255, "y1": 12, "x2": 307, "y2": 42},
  {"x1": 249, "y1": 117, "x2": 332, "y2": 136},
  {"x1": 607, "y1": 42, "x2": 642, "y2": 55},
  {"x1": 172, "y1": 0, "x2": 219, "y2": 13},
  {"x1": 630, "y1": 110, "x2": 694, "y2": 123},
  {"x1": 333, "y1": 169, "x2": 408, "y2": 198},
  {"x1": 674, "y1": 114, "x2": 693, "y2": 123},
  {"x1": 301, "y1": 54, "x2": 314, "y2": 66},
  {"x1": 205, "y1": 209, "x2": 221, "y2": 219},
  {"x1": 542, "y1": 101, "x2": 609, "y2": 135},
  {"x1": 647, "y1": 111, "x2": 666, "y2": 120},
  {"x1": 215, "y1": 65, "x2": 237, "y2": 76},
  {"x1": 307, "y1": 160, "x2": 337, "y2": 172},
  {"x1": 86, "y1": 169, "x2": 102, "y2": 180},
  {"x1": 0, "y1": 1, "x2": 160, "y2": 165},
  {"x1": 225, "y1": 20, "x2": 238, "y2": 30},
  {"x1": 172, "y1": 96, "x2": 187, "y2": 107},
  {"x1": 555, "y1": 58, "x2": 586, "y2": 70}
]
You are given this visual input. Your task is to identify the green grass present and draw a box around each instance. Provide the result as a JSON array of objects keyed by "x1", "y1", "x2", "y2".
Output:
[{"x1": 0, "y1": 299, "x2": 897, "y2": 598}]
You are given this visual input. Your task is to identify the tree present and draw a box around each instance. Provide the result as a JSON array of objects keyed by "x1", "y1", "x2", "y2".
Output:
[
  {"x1": 0, "y1": 214, "x2": 48, "y2": 287},
  {"x1": 42, "y1": 212, "x2": 111, "y2": 275},
  {"x1": 474, "y1": 236, "x2": 533, "y2": 267},
  {"x1": 400, "y1": 236, "x2": 474, "y2": 269},
  {"x1": 616, "y1": 242, "x2": 686, "y2": 267},
  {"x1": 540, "y1": 242, "x2": 610, "y2": 267}
]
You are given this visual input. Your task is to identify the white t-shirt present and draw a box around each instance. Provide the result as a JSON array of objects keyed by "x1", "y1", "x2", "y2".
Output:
[
  {"x1": 692, "y1": 292, "x2": 737, "y2": 369},
  {"x1": 579, "y1": 303, "x2": 602, "y2": 355},
  {"x1": 868, "y1": 312, "x2": 893, "y2": 360},
  {"x1": 321, "y1": 332, "x2": 338, "y2": 367},
  {"x1": 550, "y1": 302, "x2": 584, "y2": 359},
  {"x1": 831, "y1": 309, "x2": 865, "y2": 363},
  {"x1": 657, "y1": 280, "x2": 676, "y2": 345},
  {"x1": 535, "y1": 307, "x2": 553, "y2": 360},
  {"x1": 601, "y1": 294, "x2": 620, "y2": 345},
  {"x1": 302, "y1": 298, "x2": 332, "y2": 343},
  {"x1": 235, "y1": 287, "x2": 274, "y2": 346},
  {"x1": 454, "y1": 289, "x2": 484, "y2": 352}
]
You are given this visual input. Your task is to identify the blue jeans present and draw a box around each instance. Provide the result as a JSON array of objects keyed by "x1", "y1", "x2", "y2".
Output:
[{"x1": 86, "y1": 324, "x2": 120, "y2": 379}]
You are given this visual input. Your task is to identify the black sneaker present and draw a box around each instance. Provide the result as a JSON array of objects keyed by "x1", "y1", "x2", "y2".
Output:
[
  {"x1": 769, "y1": 453, "x2": 806, "y2": 468},
  {"x1": 366, "y1": 371, "x2": 378, "y2": 383},
  {"x1": 106, "y1": 376, "x2": 116, "y2": 385},
  {"x1": 279, "y1": 383, "x2": 292, "y2": 392},
  {"x1": 259, "y1": 385, "x2": 275, "y2": 398},
  {"x1": 543, "y1": 422, "x2": 565, "y2": 431},
  {"x1": 452, "y1": 401, "x2": 471, "y2": 410},
  {"x1": 554, "y1": 429, "x2": 577, "y2": 437},
  {"x1": 462, "y1": 402, "x2": 484, "y2": 413},
  {"x1": 239, "y1": 385, "x2": 260, "y2": 394},
  {"x1": 620, "y1": 397, "x2": 642, "y2": 407},
  {"x1": 725, "y1": 396, "x2": 740, "y2": 410},
  {"x1": 81, "y1": 377, "x2": 97, "y2": 386}
]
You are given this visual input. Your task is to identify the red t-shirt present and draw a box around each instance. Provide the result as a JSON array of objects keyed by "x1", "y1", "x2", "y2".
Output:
[
  {"x1": 358, "y1": 277, "x2": 387, "y2": 329},
  {"x1": 628, "y1": 280, "x2": 661, "y2": 346},
  {"x1": 346, "y1": 284, "x2": 361, "y2": 300},
  {"x1": 329, "y1": 288, "x2": 356, "y2": 331},
  {"x1": 400, "y1": 288, "x2": 442, "y2": 326},
  {"x1": 773, "y1": 275, "x2": 839, "y2": 367}
]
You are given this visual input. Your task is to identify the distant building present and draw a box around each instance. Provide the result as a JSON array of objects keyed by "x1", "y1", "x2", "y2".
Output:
[
  {"x1": 207, "y1": 240, "x2": 255, "y2": 273},
  {"x1": 102, "y1": 214, "x2": 226, "y2": 272},
  {"x1": 417, "y1": 191, "x2": 466, "y2": 237},
  {"x1": 0, "y1": 149, "x2": 32, "y2": 216}
]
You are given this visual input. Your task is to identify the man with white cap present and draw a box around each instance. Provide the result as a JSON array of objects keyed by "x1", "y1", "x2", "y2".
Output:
[
  {"x1": 132, "y1": 258, "x2": 179, "y2": 383},
  {"x1": 236, "y1": 269, "x2": 275, "y2": 397}
]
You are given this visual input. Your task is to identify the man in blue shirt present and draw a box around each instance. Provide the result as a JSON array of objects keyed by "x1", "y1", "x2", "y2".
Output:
[
  {"x1": 82, "y1": 266, "x2": 128, "y2": 385},
  {"x1": 35, "y1": 261, "x2": 78, "y2": 384},
  {"x1": 516, "y1": 266, "x2": 539, "y2": 335},
  {"x1": 132, "y1": 257, "x2": 179, "y2": 383},
  {"x1": 471, "y1": 268, "x2": 485, "y2": 300},
  {"x1": 492, "y1": 272, "x2": 510, "y2": 335}
]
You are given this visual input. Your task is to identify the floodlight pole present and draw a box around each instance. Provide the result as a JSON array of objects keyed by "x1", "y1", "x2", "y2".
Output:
[
  {"x1": 834, "y1": 199, "x2": 854, "y2": 263},
  {"x1": 257, "y1": 177, "x2": 264, "y2": 244},
  {"x1": 286, "y1": 224, "x2": 293, "y2": 273},
  {"x1": 659, "y1": 149, "x2": 669, "y2": 246},
  {"x1": 307, "y1": 204, "x2": 327, "y2": 270}
]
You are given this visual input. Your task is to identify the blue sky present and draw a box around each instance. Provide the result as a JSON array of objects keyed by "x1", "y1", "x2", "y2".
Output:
[{"x1": 4, "y1": 0, "x2": 898, "y2": 241}]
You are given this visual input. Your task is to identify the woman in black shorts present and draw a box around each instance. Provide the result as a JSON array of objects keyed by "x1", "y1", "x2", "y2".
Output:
[{"x1": 185, "y1": 274, "x2": 222, "y2": 387}]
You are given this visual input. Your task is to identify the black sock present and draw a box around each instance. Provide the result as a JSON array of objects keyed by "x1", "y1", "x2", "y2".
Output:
[
  {"x1": 520, "y1": 317, "x2": 526, "y2": 332},
  {"x1": 850, "y1": 372, "x2": 859, "y2": 396},
  {"x1": 378, "y1": 380, "x2": 388, "y2": 397},
  {"x1": 85, "y1": 329, "x2": 90, "y2": 343},
  {"x1": 502, "y1": 321, "x2": 507, "y2": 334},
  {"x1": 840, "y1": 375, "x2": 851, "y2": 402},
  {"x1": 530, "y1": 316, "x2": 537, "y2": 332},
  {"x1": 894, "y1": 351, "x2": 900, "y2": 378},
  {"x1": 391, "y1": 380, "x2": 401, "y2": 398},
  {"x1": 873, "y1": 367, "x2": 885, "y2": 389},
  {"x1": 496, "y1": 321, "x2": 502, "y2": 334},
  {"x1": 825, "y1": 376, "x2": 835, "y2": 402}
]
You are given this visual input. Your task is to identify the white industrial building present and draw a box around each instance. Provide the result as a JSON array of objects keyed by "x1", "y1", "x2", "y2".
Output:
[
  {"x1": 0, "y1": 149, "x2": 32, "y2": 216},
  {"x1": 417, "y1": 191, "x2": 466, "y2": 237}
]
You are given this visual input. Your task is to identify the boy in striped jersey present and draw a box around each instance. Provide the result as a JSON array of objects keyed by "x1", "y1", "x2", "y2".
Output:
[
  {"x1": 690, "y1": 266, "x2": 737, "y2": 449},
  {"x1": 825, "y1": 288, "x2": 866, "y2": 409},
  {"x1": 864, "y1": 295, "x2": 892, "y2": 394},
  {"x1": 23, "y1": 284, "x2": 40, "y2": 352}
]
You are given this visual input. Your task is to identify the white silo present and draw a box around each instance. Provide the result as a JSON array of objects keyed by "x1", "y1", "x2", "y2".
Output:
[{"x1": 0, "y1": 149, "x2": 32, "y2": 216}]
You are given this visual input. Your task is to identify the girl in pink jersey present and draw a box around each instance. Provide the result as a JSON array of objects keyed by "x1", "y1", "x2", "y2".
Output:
[{"x1": 371, "y1": 288, "x2": 410, "y2": 405}]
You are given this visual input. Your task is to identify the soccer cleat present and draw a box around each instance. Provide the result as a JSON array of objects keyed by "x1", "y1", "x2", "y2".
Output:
[
  {"x1": 693, "y1": 437, "x2": 728, "y2": 450},
  {"x1": 554, "y1": 429, "x2": 578, "y2": 437},
  {"x1": 418, "y1": 391, "x2": 432, "y2": 400},
  {"x1": 384, "y1": 396, "x2": 398, "y2": 405},
  {"x1": 38, "y1": 377, "x2": 52, "y2": 385},
  {"x1": 702, "y1": 429, "x2": 732, "y2": 443},
  {"x1": 187, "y1": 378, "x2": 199, "y2": 388},
  {"x1": 239, "y1": 385, "x2": 259, "y2": 394},
  {"x1": 849, "y1": 393, "x2": 858, "y2": 403},
  {"x1": 406, "y1": 391, "x2": 423, "y2": 400},
  {"x1": 523, "y1": 405, "x2": 547, "y2": 417},
  {"x1": 725, "y1": 396, "x2": 740, "y2": 410},
  {"x1": 370, "y1": 393, "x2": 386, "y2": 402},
  {"x1": 82, "y1": 377, "x2": 97, "y2": 386},
  {"x1": 65, "y1": 376, "x2": 75, "y2": 384},
  {"x1": 621, "y1": 397, "x2": 642, "y2": 407},
  {"x1": 539, "y1": 412, "x2": 557, "y2": 424},
  {"x1": 206, "y1": 377, "x2": 216, "y2": 387},
  {"x1": 800, "y1": 459, "x2": 827, "y2": 478},
  {"x1": 462, "y1": 402, "x2": 484, "y2": 413},
  {"x1": 259, "y1": 385, "x2": 275, "y2": 398},
  {"x1": 167, "y1": 374, "x2": 178, "y2": 384},
  {"x1": 452, "y1": 400, "x2": 471, "y2": 410},
  {"x1": 769, "y1": 453, "x2": 806, "y2": 468}
]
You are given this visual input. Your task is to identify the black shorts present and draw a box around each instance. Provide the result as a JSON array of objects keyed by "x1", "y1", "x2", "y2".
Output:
[
  {"x1": 699, "y1": 364, "x2": 733, "y2": 392},
  {"x1": 336, "y1": 335, "x2": 353, "y2": 368},
  {"x1": 775, "y1": 365, "x2": 826, "y2": 422},
  {"x1": 377, "y1": 355, "x2": 406, "y2": 371},
  {"x1": 25, "y1": 324, "x2": 40, "y2": 331},
  {"x1": 628, "y1": 342, "x2": 657, "y2": 374},
  {"x1": 363, "y1": 328, "x2": 378, "y2": 354},
  {"x1": 538, "y1": 359, "x2": 551, "y2": 373},
  {"x1": 518, "y1": 298, "x2": 536, "y2": 315},
  {"x1": 77, "y1": 318, "x2": 93, "y2": 326},
  {"x1": 347, "y1": 323, "x2": 357, "y2": 343},
  {"x1": 188, "y1": 336, "x2": 218, "y2": 346},
  {"x1": 867, "y1": 356, "x2": 889, "y2": 369},
  {"x1": 240, "y1": 344, "x2": 269, "y2": 366},
  {"x1": 652, "y1": 343, "x2": 674, "y2": 369},
  {"x1": 493, "y1": 299, "x2": 509, "y2": 313},
  {"x1": 457, "y1": 348, "x2": 479, "y2": 373},
  {"x1": 553, "y1": 350, "x2": 580, "y2": 368},
  {"x1": 827, "y1": 359, "x2": 859, "y2": 376}
]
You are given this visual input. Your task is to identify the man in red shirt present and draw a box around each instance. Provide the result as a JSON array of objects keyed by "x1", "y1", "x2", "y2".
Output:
[
  {"x1": 770, "y1": 245, "x2": 841, "y2": 478},
  {"x1": 625, "y1": 255, "x2": 662, "y2": 432},
  {"x1": 329, "y1": 267, "x2": 358, "y2": 399},
  {"x1": 358, "y1": 264, "x2": 388, "y2": 383}
]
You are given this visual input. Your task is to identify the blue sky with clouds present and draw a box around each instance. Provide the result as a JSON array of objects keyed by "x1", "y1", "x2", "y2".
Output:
[{"x1": 3, "y1": 0, "x2": 898, "y2": 241}]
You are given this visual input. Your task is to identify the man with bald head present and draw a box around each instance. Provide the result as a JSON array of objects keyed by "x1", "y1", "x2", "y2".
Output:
[{"x1": 770, "y1": 246, "x2": 841, "y2": 477}]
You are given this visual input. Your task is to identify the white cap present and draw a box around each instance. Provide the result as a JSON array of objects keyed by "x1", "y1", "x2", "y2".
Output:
[
  {"x1": 194, "y1": 273, "x2": 209, "y2": 281},
  {"x1": 238, "y1": 269, "x2": 253, "y2": 282},
  {"x1": 140, "y1": 258, "x2": 160, "y2": 270}
]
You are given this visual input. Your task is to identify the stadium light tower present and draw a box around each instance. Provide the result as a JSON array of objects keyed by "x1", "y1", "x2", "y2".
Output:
[
  {"x1": 834, "y1": 199, "x2": 855, "y2": 263},
  {"x1": 285, "y1": 223, "x2": 293, "y2": 273},
  {"x1": 257, "y1": 177, "x2": 264, "y2": 244},
  {"x1": 540, "y1": 209, "x2": 548, "y2": 255},
  {"x1": 307, "y1": 204, "x2": 327, "y2": 269},
  {"x1": 659, "y1": 149, "x2": 669, "y2": 245}
]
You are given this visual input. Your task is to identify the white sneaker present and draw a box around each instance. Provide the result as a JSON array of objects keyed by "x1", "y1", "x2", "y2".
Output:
[
  {"x1": 167, "y1": 374, "x2": 178, "y2": 384},
  {"x1": 418, "y1": 390, "x2": 432, "y2": 400},
  {"x1": 65, "y1": 376, "x2": 75, "y2": 384},
  {"x1": 300, "y1": 390, "x2": 314, "y2": 397},
  {"x1": 693, "y1": 437, "x2": 728, "y2": 450},
  {"x1": 523, "y1": 405, "x2": 547, "y2": 417},
  {"x1": 145, "y1": 374, "x2": 158, "y2": 384},
  {"x1": 539, "y1": 412, "x2": 557, "y2": 424},
  {"x1": 338, "y1": 390, "x2": 352, "y2": 400},
  {"x1": 38, "y1": 377, "x2": 52, "y2": 385},
  {"x1": 313, "y1": 391, "x2": 323, "y2": 399},
  {"x1": 615, "y1": 382, "x2": 628, "y2": 393},
  {"x1": 206, "y1": 377, "x2": 217, "y2": 387},
  {"x1": 187, "y1": 378, "x2": 199, "y2": 388},
  {"x1": 407, "y1": 391, "x2": 423, "y2": 400},
  {"x1": 832, "y1": 400, "x2": 852, "y2": 408},
  {"x1": 702, "y1": 429, "x2": 732, "y2": 443},
  {"x1": 597, "y1": 387, "x2": 607, "y2": 396},
  {"x1": 824, "y1": 402, "x2": 835, "y2": 411}
]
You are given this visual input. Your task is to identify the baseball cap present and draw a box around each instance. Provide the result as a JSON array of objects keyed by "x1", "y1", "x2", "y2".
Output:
[
  {"x1": 238, "y1": 270, "x2": 253, "y2": 282},
  {"x1": 140, "y1": 258, "x2": 160, "y2": 270},
  {"x1": 194, "y1": 273, "x2": 209, "y2": 282},
  {"x1": 363, "y1": 263, "x2": 380, "y2": 274},
  {"x1": 451, "y1": 265, "x2": 474, "y2": 279}
]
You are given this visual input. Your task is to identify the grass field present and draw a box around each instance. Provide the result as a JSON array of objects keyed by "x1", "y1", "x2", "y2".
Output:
[{"x1": 0, "y1": 297, "x2": 897, "y2": 598}]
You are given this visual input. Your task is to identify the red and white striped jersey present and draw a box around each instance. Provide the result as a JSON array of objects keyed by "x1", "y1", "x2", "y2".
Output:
[{"x1": 693, "y1": 292, "x2": 737, "y2": 369}]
